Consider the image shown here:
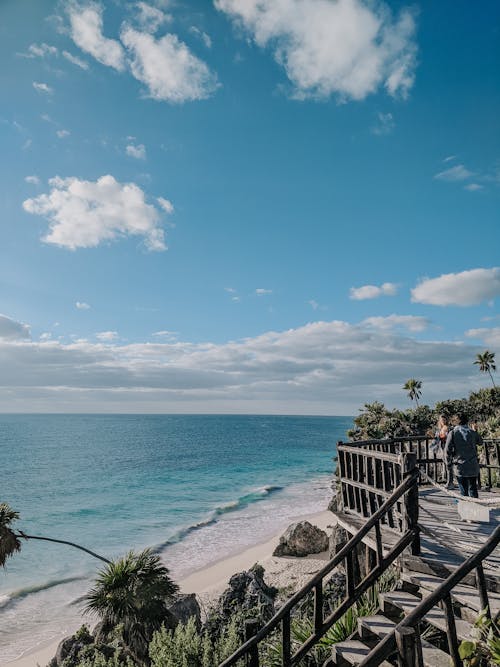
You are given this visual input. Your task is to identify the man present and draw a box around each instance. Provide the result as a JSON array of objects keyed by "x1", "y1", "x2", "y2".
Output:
[{"x1": 445, "y1": 413, "x2": 482, "y2": 498}]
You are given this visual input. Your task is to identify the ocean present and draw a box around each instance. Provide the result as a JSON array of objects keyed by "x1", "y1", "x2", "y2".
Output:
[{"x1": 0, "y1": 414, "x2": 351, "y2": 663}]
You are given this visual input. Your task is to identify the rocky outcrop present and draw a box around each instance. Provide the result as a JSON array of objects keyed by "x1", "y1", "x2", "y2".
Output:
[
  {"x1": 168, "y1": 593, "x2": 201, "y2": 629},
  {"x1": 206, "y1": 564, "x2": 277, "y2": 635},
  {"x1": 273, "y1": 521, "x2": 329, "y2": 557}
]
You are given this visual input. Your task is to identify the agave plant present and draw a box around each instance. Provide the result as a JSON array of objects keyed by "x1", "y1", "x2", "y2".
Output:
[{"x1": 85, "y1": 549, "x2": 179, "y2": 663}]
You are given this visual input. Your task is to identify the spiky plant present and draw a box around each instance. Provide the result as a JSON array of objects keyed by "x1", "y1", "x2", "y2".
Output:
[
  {"x1": 474, "y1": 350, "x2": 497, "y2": 388},
  {"x1": 85, "y1": 549, "x2": 179, "y2": 663},
  {"x1": 0, "y1": 503, "x2": 22, "y2": 567}
]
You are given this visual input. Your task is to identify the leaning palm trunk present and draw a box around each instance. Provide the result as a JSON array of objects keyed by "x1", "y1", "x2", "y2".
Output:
[{"x1": 14, "y1": 531, "x2": 110, "y2": 563}]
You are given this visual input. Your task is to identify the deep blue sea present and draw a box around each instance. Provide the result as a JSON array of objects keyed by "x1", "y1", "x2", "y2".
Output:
[{"x1": 0, "y1": 414, "x2": 351, "y2": 663}]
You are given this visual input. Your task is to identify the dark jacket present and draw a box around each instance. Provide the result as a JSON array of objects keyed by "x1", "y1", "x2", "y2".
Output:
[{"x1": 445, "y1": 425, "x2": 482, "y2": 478}]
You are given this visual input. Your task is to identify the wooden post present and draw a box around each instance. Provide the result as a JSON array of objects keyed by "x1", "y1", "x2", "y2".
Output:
[
  {"x1": 476, "y1": 563, "x2": 491, "y2": 620},
  {"x1": 401, "y1": 452, "x2": 420, "y2": 555},
  {"x1": 244, "y1": 619, "x2": 259, "y2": 667},
  {"x1": 441, "y1": 595, "x2": 461, "y2": 666},
  {"x1": 282, "y1": 611, "x2": 291, "y2": 667},
  {"x1": 314, "y1": 581, "x2": 323, "y2": 632},
  {"x1": 395, "y1": 626, "x2": 417, "y2": 667}
]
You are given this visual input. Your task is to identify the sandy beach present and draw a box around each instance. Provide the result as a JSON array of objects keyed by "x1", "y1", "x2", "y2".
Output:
[{"x1": 7, "y1": 509, "x2": 335, "y2": 667}]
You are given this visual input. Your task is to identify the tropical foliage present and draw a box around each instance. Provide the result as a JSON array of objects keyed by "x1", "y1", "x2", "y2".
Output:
[
  {"x1": 85, "y1": 550, "x2": 179, "y2": 664},
  {"x1": 149, "y1": 616, "x2": 243, "y2": 667},
  {"x1": 403, "y1": 378, "x2": 423, "y2": 406},
  {"x1": 474, "y1": 350, "x2": 497, "y2": 388},
  {"x1": 349, "y1": 387, "x2": 500, "y2": 440},
  {"x1": 458, "y1": 609, "x2": 500, "y2": 666},
  {"x1": 0, "y1": 502, "x2": 21, "y2": 567}
]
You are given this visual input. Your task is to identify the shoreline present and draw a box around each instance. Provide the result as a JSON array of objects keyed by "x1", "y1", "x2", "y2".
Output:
[{"x1": 7, "y1": 508, "x2": 335, "y2": 667}]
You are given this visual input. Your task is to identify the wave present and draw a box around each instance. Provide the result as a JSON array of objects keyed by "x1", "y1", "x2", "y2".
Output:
[
  {"x1": 154, "y1": 485, "x2": 284, "y2": 554},
  {"x1": 0, "y1": 576, "x2": 86, "y2": 610}
]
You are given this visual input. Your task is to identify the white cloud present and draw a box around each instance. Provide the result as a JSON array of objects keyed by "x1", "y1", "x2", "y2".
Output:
[
  {"x1": 443, "y1": 155, "x2": 456, "y2": 163},
  {"x1": 411, "y1": 268, "x2": 500, "y2": 306},
  {"x1": 224, "y1": 287, "x2": 237, "y2": 293},
  {"x1": 189, "y1": 26, "x2": 212, "y2": 48},
  {"x1": 21, "y1": 43, "x2": 58, "y2": 58},
  {"x1": 62, "y1": 50, "x2": 90, "y2": 69},
  {"x1": 0, "y1": 318, "x2": 488, "y2": 413},
  {"x1": 466, "y1": 327, "x2": 500, "y2": 348},
  {"x1": 23, "y1": 174, "x2": 171, "y2": 251},
  {"x1": 33, "y1": 82, "x2": 54, "y2": 94},
  {"x1": 157, "y1": 197, "x2": 174, "y2": 214},
  {"x1": 434, "y1": 164, "x2": 473, "y2": 182},
  {"x1": 363, "y1": 314, "x2": 430, "y2": 332},
  {"x1": 25, "y1": 175, "x2": 40, "y2": 185},
  {"x1": 76, "y1": 301, "x2": 91, "y2": 310},
  {"x1": 0, "y1": 314, "x2": 31, "y2": 341},
  {"x1": 57, "y1": 129, "x2": 71, "y2": 138},
  {"x1": 464, "y1": 183, "x2": 483, "y2": 192},
  {"x1": 40, "y1": 333, "x2": 52, "y2": 341},
  {"x1": 96, "y1": 330, "x2": 118, "y2": 341},
  {"x1": 135, "y1": 2, "x2": 170, "y2": 32},
  {"x1": 67, "y1": 1, "x2": 126, "y2": 71},
  {"x1": 256, "y1": 288, "x2": 272, "y2": 295},
  {"x1": 215, "y1": 0, "x2": 417, "y2": 101},
  {"x1": 349, "y1": 282, "x2": 398, "y2": 300},
  {"x1": 152, "y1": 330, "x2": 178, "y2": 338},
  {"x1": 372, "y1": 111, "x2": 394, "y2": 136},
  {"x1": 120, "y1": 26, "x2": 219, "y2": 102},
  {"x1": 126, "y1": 143, "x2": 146, "y2": 159}
]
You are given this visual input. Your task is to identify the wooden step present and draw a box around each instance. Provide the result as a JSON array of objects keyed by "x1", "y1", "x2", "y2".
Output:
[
  {"x1": 332, "y1": 628, "x2": 451, "y2": 667},
  {"x1": 401, "y1": 572, "x2": 500, "y2": 615},
  {"x1": 357, "y1": 611, "x2": 453, "y2": 667},
  {"x1": 331, "y1": 639, "x2": 392, "y2": 666},
  {"x1": 379, "y1": 590, "x2": 475, "y2": 641},
  {"x1": 358, "y1": 614, "x2": 395, "y2": 640}
]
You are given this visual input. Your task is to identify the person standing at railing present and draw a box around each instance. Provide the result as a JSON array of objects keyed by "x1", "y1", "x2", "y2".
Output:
[
  {"x1": 431, "y1": 414, "x2": 453, "y2": 489},
  {"x1": 445, "y1": 414, "x2": 482, "y2": 498}
]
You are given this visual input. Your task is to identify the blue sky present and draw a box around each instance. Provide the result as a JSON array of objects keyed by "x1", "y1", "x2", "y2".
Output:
[{"x1": 0, "y1": 0, "x2": 499, "y2": 413}]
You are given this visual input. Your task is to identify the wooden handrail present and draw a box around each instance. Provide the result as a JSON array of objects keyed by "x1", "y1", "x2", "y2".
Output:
[
  {"x1": 219, "y1": 469, "x2": 419, "y2": 666},
  {"x1": 358, "y1": 524, "x2": 500, "y2": 666}
]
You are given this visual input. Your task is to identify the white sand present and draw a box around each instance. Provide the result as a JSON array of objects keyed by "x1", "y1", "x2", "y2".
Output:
[{"x1": 7, "y1": 509, "x2": 335, "y2": 667}]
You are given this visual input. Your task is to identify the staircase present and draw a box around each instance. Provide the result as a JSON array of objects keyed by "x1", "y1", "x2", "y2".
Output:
[
  {"x1": 328, "y1": 560, "x2": 500, "y2": 667},
  {"x1": 220, "y1": 437, "x2": 500, "y2": 667}
]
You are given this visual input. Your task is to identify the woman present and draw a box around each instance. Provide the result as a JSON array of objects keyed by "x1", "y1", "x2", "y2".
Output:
[{"x1": 434, "y1": 415, "x2": 453, "y2": 488}]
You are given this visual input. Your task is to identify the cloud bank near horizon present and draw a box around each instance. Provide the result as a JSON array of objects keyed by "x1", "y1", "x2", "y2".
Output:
[{"x1": 0, "y1": 313, "x2": 491, "y2": 414}]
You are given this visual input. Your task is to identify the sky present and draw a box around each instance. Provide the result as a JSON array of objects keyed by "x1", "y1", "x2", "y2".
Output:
[{"x1": 0, "y1": 0, "x2": 499, "y2": 414}]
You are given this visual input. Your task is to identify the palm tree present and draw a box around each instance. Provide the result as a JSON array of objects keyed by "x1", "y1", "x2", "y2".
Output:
[
  {"x1": 85, "y1": 549, "x2": 179, "y2": 663},
  {"x1": 0, "y1": 503, "x2": 22, "y2": 567},
  {"x1": 403, "y1": 379, "x2": 422, "y2": 407},
  {"x1": 474, "y1": 350, "x2": 497, "y2": 388},
  {"x1": 0, "y1": 502, "x2": 110, "y2": 566}
]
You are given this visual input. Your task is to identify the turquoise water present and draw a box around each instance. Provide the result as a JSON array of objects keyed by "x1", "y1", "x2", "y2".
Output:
[{"x1": 0, "y1": 414, "x2": 350, "y2": 662}]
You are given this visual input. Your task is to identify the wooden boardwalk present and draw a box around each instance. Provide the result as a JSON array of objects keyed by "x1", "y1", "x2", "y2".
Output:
[{"x1": 415, "y1": 487, "x2": 500, "y2": 575}]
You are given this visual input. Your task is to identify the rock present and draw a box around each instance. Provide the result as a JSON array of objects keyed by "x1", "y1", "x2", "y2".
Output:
[
  {"x1": 328, "y1": 524, "x2": 349, "y2": 559},
  {"x1": 273, "y1": 521, "x2": 329, "y2": 557},
  {"x1": 168, "y1": 593, "x2": 201, "y2": 629},
  {"x1": 206, "y1": 564, "x2": 277, "y2": 634},
  {"x1": 49, "y1": 626, "x2": 94, "y2": 666}
]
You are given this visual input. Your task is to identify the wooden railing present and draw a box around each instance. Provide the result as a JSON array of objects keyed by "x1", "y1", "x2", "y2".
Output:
[
  {"x1": 358, "y1": 524, "x2": 500, "y2": 667},
  {"x1": 340, "y1": 436, "x2": 500, "y2": 487},
  {"x1": 337, "y1": 446, "x2": 419, "y2": 552},
  {"x1": 219, "y1": 466, "x2": 420, "y2": 667}
]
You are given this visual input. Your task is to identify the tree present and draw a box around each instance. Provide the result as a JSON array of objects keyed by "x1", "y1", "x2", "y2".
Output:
[
  {"x1": 0, "y1": 503, "x2": 22, "y2": 567},
  {"x1": 0, "y1": 502, "x2": 110, "y2": 566},
  {"x1": 474, "y1": 350, "x2": 497, "y2": 388},
  {"x1": 85, "y1": 549, "x2": 179, "y2": 664},
  {"x1": 403, "y1": 379, "x2": 422, "y2": 407}
]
